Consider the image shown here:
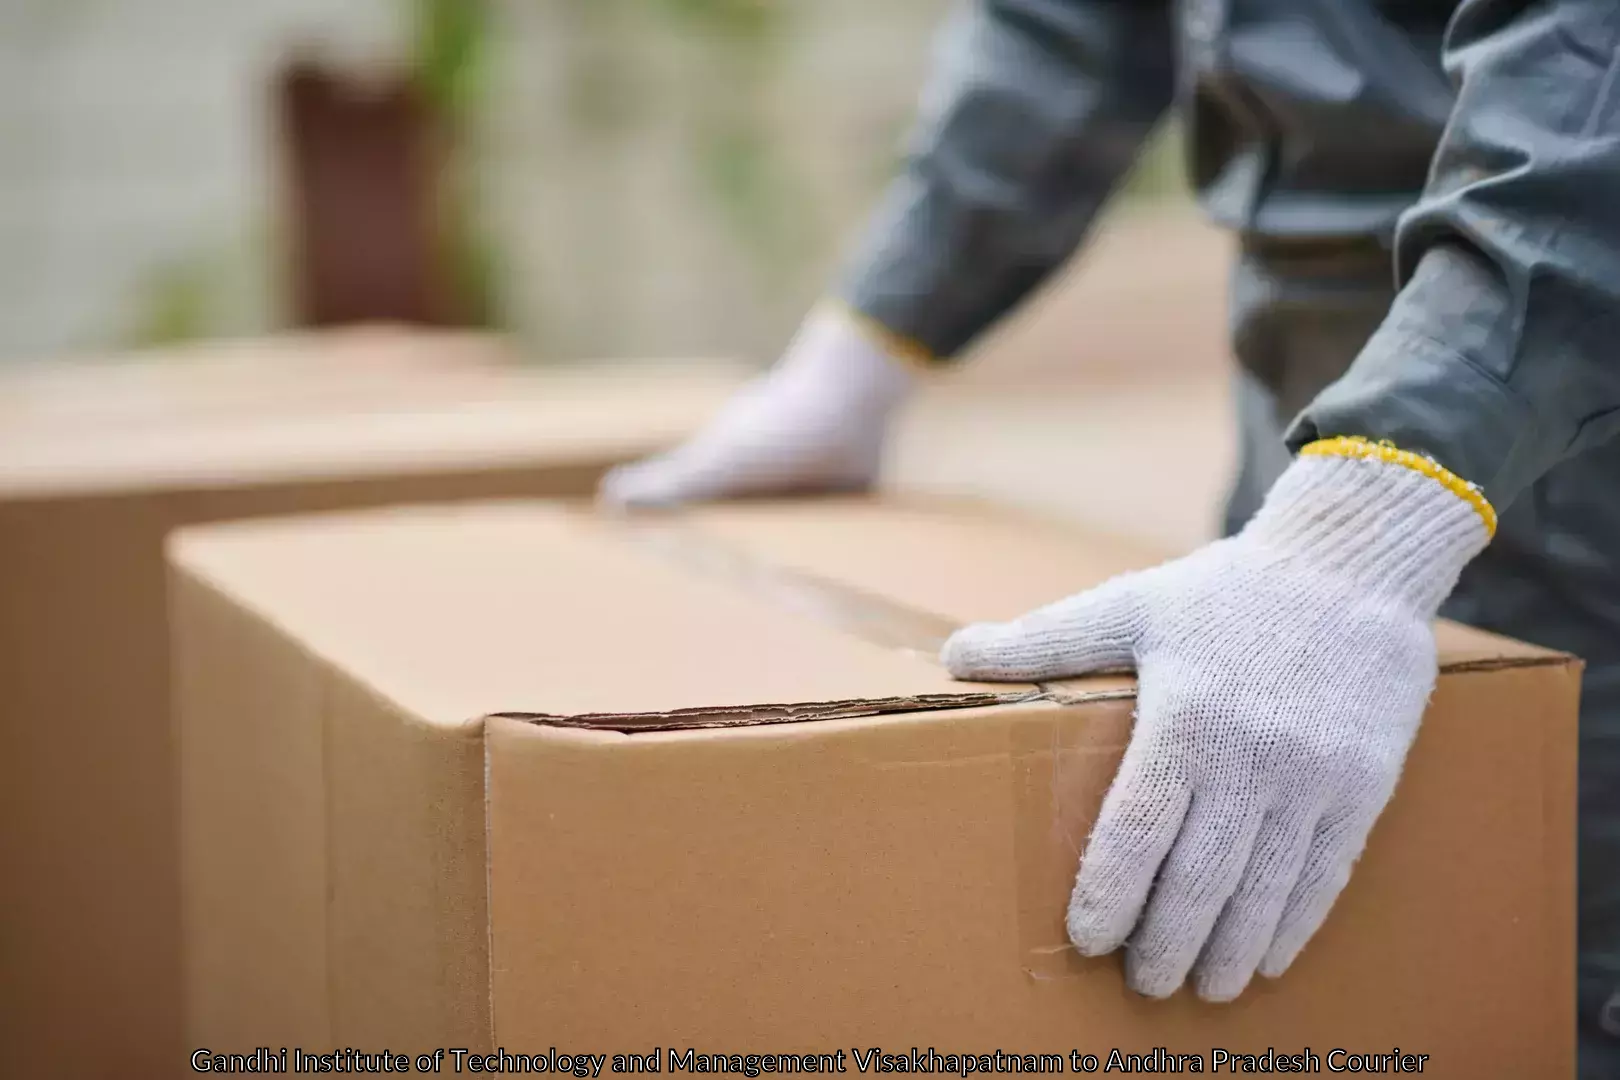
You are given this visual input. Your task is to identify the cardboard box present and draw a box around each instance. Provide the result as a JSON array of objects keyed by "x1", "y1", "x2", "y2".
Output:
[
  {"x1": 0, "y1": 326, "x2": 509, "y2": 430},
  {"x1": 171, "y1": 496, "x2": 1579, "y2": 1076},
  {"x1": 0, "y1": 333, "x2": 745, "y2": 1080}
]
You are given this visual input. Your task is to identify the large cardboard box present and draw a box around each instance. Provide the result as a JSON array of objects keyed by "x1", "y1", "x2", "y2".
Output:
[
  {"x1": 0, "y1": 333, "x2": 744, "y2": 1080},
  {"x1": 171, "y1": 497, "x2": 1579, "y2": 1077}
]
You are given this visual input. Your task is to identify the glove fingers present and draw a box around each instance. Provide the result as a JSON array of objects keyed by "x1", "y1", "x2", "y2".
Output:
[
  {"x1": 1190, "y1": 805, "x2": 1321, "y2": 1002},
  {"x1": 1067, "y1": 747, "x2": 1191, "y2": 958},
  {"x1": 941, "y1": 575, "x2": 1143, "y2": 682},
  {"x1": 1257, "y1": 803, "x2": 1381, "y2": 979},
  {"x1": 597, "y1": 456, "x2": 693, "y2": 510},
  {"x1": 1124, "y1": 794, "x2": 1267, "y2": 998}
]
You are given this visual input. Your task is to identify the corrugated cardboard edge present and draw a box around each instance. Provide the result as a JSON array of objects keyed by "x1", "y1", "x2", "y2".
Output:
[
  {"x1": 485, "y1": 512, "x2": 1579, "y2": 734},
  {"x1": 485, "y1": 647, "x2": 1577, "y2": 736},
  {"x1": 1440, "y1": 654, "x2": 1579, "y2": 675},
  {"x1": 490, "y1": 691, "x2": 1042, "y2": 731}
]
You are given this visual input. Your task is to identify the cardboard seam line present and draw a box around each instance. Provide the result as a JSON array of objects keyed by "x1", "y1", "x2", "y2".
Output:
[
  {"x1": 1439, "y1": 654, "x2": 1577, "y2": 675},
  {"x1": 493, "y1": 511, "x2": 1577, "y2": 735},
  {"x1": 489, "y1": 691, "x2": 1045, "y2": 733}
]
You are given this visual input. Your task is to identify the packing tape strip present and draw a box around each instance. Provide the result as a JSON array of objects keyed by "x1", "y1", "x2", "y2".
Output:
[
  {"x1": 1010, "y1": 703, "x2": 1136, "y2": 982},
  {"x1": 597, "y1": 512, "x2": 968, "y2": 662},
  {"x1": 491, "y1": 509, "x2": 1049, "y2": 731}
]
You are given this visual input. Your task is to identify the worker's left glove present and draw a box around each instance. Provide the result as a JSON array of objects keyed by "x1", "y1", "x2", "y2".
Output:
[
  {"x1": 598, "y1": 304, "x2": 917, "y2": 509},
  {"x1": 942, "y1": 441, "x2": 1495, "y2": 1002}
]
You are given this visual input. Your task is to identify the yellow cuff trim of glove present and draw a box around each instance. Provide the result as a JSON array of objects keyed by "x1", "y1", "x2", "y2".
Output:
[
  {"x1": 1300, "y1": 436, "x2": 1498, "y2": 539},
  {"x1": 825, "y1": 299, "x2": 940, "y2": 372}
]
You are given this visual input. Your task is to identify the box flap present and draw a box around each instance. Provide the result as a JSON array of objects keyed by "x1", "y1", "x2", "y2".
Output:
[
  {"x1": 170, "y1": 500, "x2": 1034, "y2": 729},
  {"x1": 681, "y1": 497, "x2": 1169, "y2": 622},
  {"x1": 170, "y1": 496, "x2": 1568, "y2": 733},
  {"x1": 652, "y1": 498, "x2": 1568, "y2": 673}
]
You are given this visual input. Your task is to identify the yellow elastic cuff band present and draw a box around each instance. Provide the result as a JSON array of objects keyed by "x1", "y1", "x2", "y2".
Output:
[
  {"x1": 1299, "y1": 436, "x2": 1498, "y2": 539},
  {"x1": 825, "y1": 299, "x2": 940, "y2": 372}
]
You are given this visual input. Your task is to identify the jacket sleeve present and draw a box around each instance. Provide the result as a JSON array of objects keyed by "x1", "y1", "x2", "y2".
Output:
[
  {"x1": 833, "y1": 0, "x2": 1176, "y2": 362},
  {"x1": 1288, "y1": 0, "x2": 1620, "y2": 508}
]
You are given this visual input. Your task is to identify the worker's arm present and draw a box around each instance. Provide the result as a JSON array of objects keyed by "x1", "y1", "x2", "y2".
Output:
[
  {"x1": 1289, "y1": 0, "x2": 1620, "y2": 506},
  {"x1": 601, "y1": 0, "x2": 1175, "y2": 509},
  {"x1": 836, "y1": 0, "x2": 1177, "y2": 363},
  {"x1": 946, "y1": 0, "x2": 1620, "y2": 1005}
]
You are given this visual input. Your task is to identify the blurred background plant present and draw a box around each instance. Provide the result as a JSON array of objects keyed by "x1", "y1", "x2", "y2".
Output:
[
  {"x1": 412, "y1": 0, "x2": 499, "y2": 329},
  {"x1": 0, "y1": 0, "x2": 1188, "y2": 367},
  {"x1": 646, "y1": 0, "x2": 811, "y2": 280}
]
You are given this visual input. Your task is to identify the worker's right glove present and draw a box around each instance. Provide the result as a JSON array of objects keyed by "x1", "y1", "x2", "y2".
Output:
[
  {"x1": 598, "y1": 304, "x2": 919, "y2": 510},
  {"x1": 942, "y1": 440, "x2": 1496, "y2": 1002}
]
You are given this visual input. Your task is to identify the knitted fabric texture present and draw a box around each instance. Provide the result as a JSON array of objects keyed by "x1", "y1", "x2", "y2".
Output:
[
  {"x1": 597, "y1": 304, "x2": 916, "y2": 509},
  {"x1": 942, "y1": 452, "x2": 1490, "y2": 1002}
]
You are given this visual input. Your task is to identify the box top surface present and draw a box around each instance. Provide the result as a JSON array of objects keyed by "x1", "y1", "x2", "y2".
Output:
[
  {"x1": 0, "y1": 327, "x2": 745, "y2": 498},
  {"x1": 170, "y1": 496, "x2": 1568, "y2": 731}
]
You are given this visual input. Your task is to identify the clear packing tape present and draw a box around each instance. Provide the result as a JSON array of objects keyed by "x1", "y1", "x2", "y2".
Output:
[{"x1": 488, "y1": 511, "x2": 1054, "y2": 732}]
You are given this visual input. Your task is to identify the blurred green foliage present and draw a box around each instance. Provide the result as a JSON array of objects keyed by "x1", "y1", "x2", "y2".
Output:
[
  {"x1": 557, "y1": 0, "x2": 641, "y2": 136},
  {"x1": 413, "y1": 0, "x2": 501, "y2": 328},
  {"x1": 668, "y1": 3, "x2": 814, "y2": 278},
  {"x1": 556, "y1": 0, "x2": 811, "y2": 278},
  {"x1": 648, "y1": 0, "x2": 778, "y2": 41},
  {"x1": 554, "y1": 0, "x2": 1183, "y2": 288},
  {"x1": 128, "y1": 258, "x2": 215, "y2": 348},
  {"x1": 412, "y1": 0, "x2": 488, "y2": 122},
  {"x1": 123, "y1": 1, "x2": 1186, "y2": 353}
]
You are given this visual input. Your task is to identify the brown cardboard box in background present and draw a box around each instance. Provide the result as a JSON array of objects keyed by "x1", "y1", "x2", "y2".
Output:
[
  {"x1": 0, "y1": 332, "x2": 745, "y2": 1080},
  {"x1": 0, "y1": 325, "x2": 508, "y2": 429},
  {"x1": 171, "y1": 497, "x2": 1578, "y2": 1077}
]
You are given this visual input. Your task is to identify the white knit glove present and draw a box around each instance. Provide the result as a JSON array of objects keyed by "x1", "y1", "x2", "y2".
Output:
[
  {"x1": 598, "y1": 305, "x2": 918, "y2": 509},
  {"x1": 942, "y1": 444, "x2": 1495, "y2": 1002}
]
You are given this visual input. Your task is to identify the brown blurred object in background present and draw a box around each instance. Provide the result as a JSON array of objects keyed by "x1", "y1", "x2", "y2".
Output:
[{"x1": 278, "y1": 58, "x2": 456, "y2": 328}]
